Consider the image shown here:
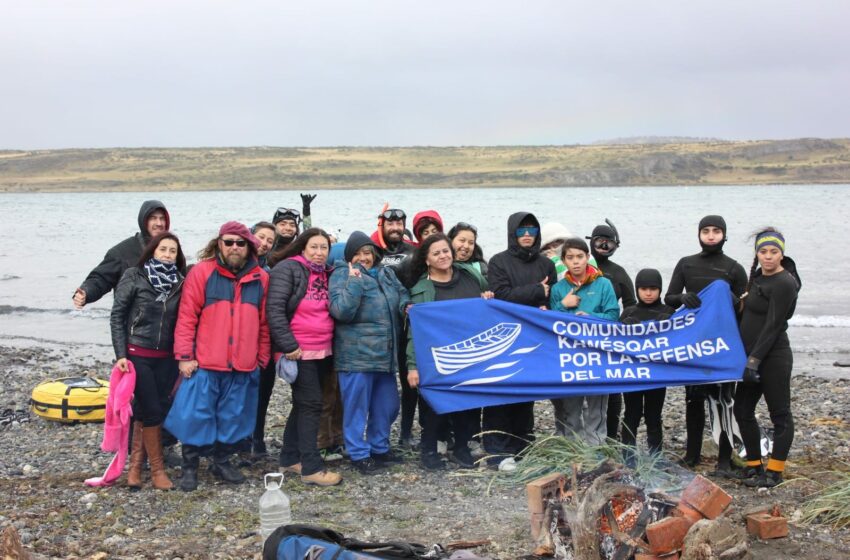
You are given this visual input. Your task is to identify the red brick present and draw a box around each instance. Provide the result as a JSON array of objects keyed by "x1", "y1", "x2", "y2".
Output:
[
  {"x1": 645, "y1": 516, "x2": 691, "y2": 554},
  {"x1": 746, "y1": 512, "x2": 789, "y2": 539},
  {"x1": 526, "y1": 473, "x2": 566, "y2": 515},
  {"x1": 635, "y1": 552, "x2": 679, "y2": 560},
  {"x1": 672, "y1": 501, "x2": 703, "y2": 525},
  {"x1": 681, "y1": 475, "x2": 732, "y2": 519}
]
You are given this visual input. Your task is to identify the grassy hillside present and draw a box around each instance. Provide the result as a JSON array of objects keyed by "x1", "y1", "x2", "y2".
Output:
[{"x1": 1, "y1": 138, "x2": 849, "y2": 192}]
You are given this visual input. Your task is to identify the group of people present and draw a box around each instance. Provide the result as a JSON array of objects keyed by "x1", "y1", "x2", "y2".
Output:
[{"x1": 76, "y1": 196, "x2": 801, "y2": 492}]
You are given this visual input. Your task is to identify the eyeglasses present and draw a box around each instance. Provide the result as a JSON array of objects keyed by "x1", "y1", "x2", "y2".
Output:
[
  {"x1": 381, "y1": 209, "x2": 406, "y2": 221},
  {"x1": 515, "y1": 226, "x2": 539, "y2": 238},
  {"x1": 221, "y1": 239, "x2": 248, "y2": 247},
  {"x1": 455, "y1": 222, "x2": 478, "y2": 234}
]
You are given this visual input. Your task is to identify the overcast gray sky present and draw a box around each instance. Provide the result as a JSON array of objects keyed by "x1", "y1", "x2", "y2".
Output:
[{"x1": 3, "y1": 0, "x2": 848, "y2": 149}]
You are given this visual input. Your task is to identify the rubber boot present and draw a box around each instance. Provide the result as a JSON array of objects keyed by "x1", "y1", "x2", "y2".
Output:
[
  {"x1": 210, "y1": 443, "x2": 245, "y2": 484},
  {"x1": 143, "y1": 425, "x2": 174, "y2": 491},
  {"x1": 180, "y1": 445, "x2": 200, "y2": 492},
  {"x1": 127, "y1": 421, "x2": 146, "y2": 490}
]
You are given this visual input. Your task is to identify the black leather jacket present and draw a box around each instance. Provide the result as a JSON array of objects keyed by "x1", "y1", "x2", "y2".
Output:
[{"x1": 110, "y1": 267, "x2": 183, "y2": 359}]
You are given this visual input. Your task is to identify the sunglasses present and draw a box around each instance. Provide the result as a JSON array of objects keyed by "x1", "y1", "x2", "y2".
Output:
[
  {"x1": 381, "y1": 209, "x2": 406, "y2": 221},
  {"x1": 455, "y1": 221, "x2": 478, "y2": 234},
  {"x1": 221, "y1": 238, "x2": 248, "y2": 247},
  {"x1": 515, "y1": 226, "x2": 539, "y2": 238}
]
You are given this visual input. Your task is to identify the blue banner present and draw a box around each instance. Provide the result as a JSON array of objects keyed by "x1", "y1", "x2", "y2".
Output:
[{"x1": 409, "y1": 280, "x2": 746, "y2": 414}]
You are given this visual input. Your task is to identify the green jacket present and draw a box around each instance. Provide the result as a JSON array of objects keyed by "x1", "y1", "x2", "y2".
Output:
[{"x1": 406, "y1": 263, "x2": 487, "y2": 370}]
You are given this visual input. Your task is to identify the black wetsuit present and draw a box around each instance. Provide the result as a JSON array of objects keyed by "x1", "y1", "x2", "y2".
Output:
[
  {"x1": 619, "y1": 300, "x2": 675, "y2": 454},
  {"x1": 595, "y1": 255, "x2": 637, "y2": 440},
  {"x1": 665, "y1": 249, "x2": 748, "y2": 466},
  {"x1": 377, "y1": 239, "x2": 418, "y2": 443},
  {"x1": 484, "y1": 212, "x2": 557, "y2": 459},
  {"x1": 733, "y1": 259, "x2": 800, "y2": 466}
]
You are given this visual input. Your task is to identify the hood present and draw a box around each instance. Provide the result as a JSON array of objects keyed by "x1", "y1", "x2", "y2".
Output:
[
  {"x1": 137, "y1": 200, "x2": 170, "y2": 239},
  {"x1": 412, "y1": 210, "x2": 444, "y2": 242},
  {"x1": 344, "y1": 231, "x2": 382, "y2": 262},
  {"x1": 698, "y1": 214, "x2": 727, "y2": 254},
  {"x1": 507, "y1": 211, "x2": 541, "y2": 261},
  {"x1": 540, "y1": 223, "x2": 572, "y2": 248}
]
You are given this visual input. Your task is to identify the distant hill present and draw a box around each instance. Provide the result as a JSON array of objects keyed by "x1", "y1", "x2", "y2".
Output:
[
  {"x1": 592, "y1": 136, "x2": 725, "y2": 145},
  {"x1": 1, "y1": 138, "x2": 849, "y2": 192}
]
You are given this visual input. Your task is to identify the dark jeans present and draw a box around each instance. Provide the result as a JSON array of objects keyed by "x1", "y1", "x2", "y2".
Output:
[
  {"x1": 482, "y1": 401, "x2": 535, "y2": 457},
  {"x1": 253, "y1": 359, "x2": 277, "y2": 445},
  {"x1": 734, "y1": 347, "x2": 794, "y2": 462},
  {"x1": 279, "y1": 357, "x2": 333, "y2": 476},
  {"x1": 622, "y1": 388, "x2": 666, "y2": 454},
  {"x1": 418, "y1": 395, "x2": 477, "y2": 455},
  {"x1": 130, "y1": 355, "x2": 178, "y2": 427},
  {"x1": 398, "y1": 342, "x2": 420, "y2": 440}
]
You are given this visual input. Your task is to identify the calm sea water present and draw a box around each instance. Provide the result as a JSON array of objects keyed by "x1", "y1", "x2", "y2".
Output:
[{"x1": 1, "y1": 185, "x2": 847, "y2": 358}]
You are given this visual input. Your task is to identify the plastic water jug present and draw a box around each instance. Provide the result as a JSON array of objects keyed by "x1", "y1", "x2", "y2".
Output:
[{"x1": 259, "y1": 473, "x2": 291, "y2": 539}]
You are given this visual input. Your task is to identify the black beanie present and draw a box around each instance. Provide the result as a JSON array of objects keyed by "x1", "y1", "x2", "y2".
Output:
[
  {"x1": 698, "y1": 215, "x2": 727, "y2": 235},
  {"x1": 344, "y1": 230, "x2": 381, "y2": 262},
  {"x1": 635, "y1": 268, "x2": 663, "y2": 290}
]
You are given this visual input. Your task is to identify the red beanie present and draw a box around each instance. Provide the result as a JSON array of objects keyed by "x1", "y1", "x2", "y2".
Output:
[{"x1": 218, "y1": 221, "x2": 260, "y2": 251}]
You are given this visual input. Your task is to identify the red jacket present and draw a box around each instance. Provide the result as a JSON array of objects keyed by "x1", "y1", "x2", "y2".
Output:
[{"x1": 174, "y1": 258, "x2": 271, "y2": 372}]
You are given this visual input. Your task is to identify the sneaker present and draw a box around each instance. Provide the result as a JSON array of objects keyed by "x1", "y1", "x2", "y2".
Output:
[
  {"x1": 302, "y1": 470, "x2": 342, "y2": 486},
  {"x1": 320, "y1": 446, "x2": 345, "y2": 462},
  {"x1": 421, "y1": 451, "x2": 445, "y2": 470},
  {"x1": 281, "y1": 463, "x2": 302, "y2": 475},
  {"x1": 451, "y1": 447, "x2": 476, "y2": 469},
  {"x1": 711, "y1": 462, "x2": 742, "y2": 480},
  {"x1": 498, "y1": 457, "x2": 517, "y2": 472},
  {"x1": 745, "y1": 469, "x2": 782, "y2": 488},
  {"x1": 372, "y1": 450, "x2": 404, "y2": 464},
  {"x1": 351, "y1": 457, "x2": 382, "y2": 475},
  {"x1": 436, "y1": 440, "x2": 448, "y2": 456}
]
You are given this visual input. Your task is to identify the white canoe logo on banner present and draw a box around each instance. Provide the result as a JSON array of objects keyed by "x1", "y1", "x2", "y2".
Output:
[{"x1": 430, "y1": 322, "x2": 541, "y2": 386}]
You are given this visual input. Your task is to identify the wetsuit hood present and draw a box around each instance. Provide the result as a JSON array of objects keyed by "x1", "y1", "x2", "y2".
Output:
[
  {"x1": 507, "y1": 211, "x2": 542, "y2": 262},
  {"x1": 635, "y1": 268, "x2": 663, "y2": 290},
  {"x1": 137, "y1": 200, "x2": 170, "y2": 241},
  {"x1": 588, "y1": 224, "x2": 619, "y2": 261},
  {"x1": 698, "y1": 214, "x2": 727, "y2": 254}
]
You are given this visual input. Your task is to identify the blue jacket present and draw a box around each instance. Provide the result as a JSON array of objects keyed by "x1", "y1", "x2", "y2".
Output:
[
  {"x1": 329, "y1": 263, "x2": 411, "y2": 374},
  {"x1": 550, "y1": 275, "x2": 620, "y2": 320}
]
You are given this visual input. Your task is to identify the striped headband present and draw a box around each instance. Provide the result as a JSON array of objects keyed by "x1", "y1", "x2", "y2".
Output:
[{"x1": 755, "y1": 231, "x2": 785, "y2": 253}]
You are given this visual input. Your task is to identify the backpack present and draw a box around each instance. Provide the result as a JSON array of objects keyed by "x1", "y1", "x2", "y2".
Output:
[{"x1": 262, "y1": 524, "x2": 445, "y2": 560}]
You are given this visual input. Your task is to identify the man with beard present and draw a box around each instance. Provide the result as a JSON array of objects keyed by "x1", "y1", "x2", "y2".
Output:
[
  {"x1": 165, "y1": 222, "x2": 271, "y2": 491},
  {"x1": 485, "y1": 212, "x2": 558, "y2": 469},
  {"x1": 586, "y1": 221, "x2": 637, "y2": 441},
  {"x1": 266, "y1": 194, "x2": 316, "y2": 268},
  {"x1": 370, "y1": 208, "x2": 416, "y2": 273},
  {"x1": 73, "y1": 200, "x2": 170, "y2": 308}
]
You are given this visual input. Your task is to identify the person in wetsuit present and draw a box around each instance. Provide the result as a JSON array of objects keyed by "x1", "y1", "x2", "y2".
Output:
[
  {"x1": 587, "y1": 222, "x2": 637, "y2": 441},
  {"x1": 733, "y1": 229, "x2": 801, "y2": 488},
  {"x1": 665, "y1": 215, "x2": 748, "y2": 474},
  {"x1": 619, "y1": 268, "x2": 675, "y2": 462}
]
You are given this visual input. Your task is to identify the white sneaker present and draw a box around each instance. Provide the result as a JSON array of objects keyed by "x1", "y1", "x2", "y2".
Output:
[
  {"x1": 498, "y1": 457, "x2": 517, "y2": 472},
  {"x1": 436, "y1": 440, "x2": 448, "y2": 455}
]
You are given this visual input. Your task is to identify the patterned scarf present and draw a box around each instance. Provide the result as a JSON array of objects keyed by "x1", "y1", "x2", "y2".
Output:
[
  {"x1": 144, "y1": 258, "x2": 181, "y2": 301},
  {"x1": 564, "y1": 264, "x2": 604, "y2": 288}
]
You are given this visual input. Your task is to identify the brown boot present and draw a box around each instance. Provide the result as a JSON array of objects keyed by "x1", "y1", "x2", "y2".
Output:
[
  {"x1": 143, "y1": 425, "x2": 174, "y2": 490},
  {"x1": 127, "y1": 421, "x2": 145, "y2": 489}
]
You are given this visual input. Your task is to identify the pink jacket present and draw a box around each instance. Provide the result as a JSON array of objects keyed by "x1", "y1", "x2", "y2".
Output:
[{"x1": 85, "y1": 361, "x2": 136, "y2": 487}]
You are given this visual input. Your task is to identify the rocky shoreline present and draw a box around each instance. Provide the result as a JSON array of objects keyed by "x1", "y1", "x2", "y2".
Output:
[{"x1": 2, "y1": 343, "x2": 849, "y2": 559}]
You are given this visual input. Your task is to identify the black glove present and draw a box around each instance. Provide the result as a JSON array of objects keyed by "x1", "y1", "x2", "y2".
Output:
[
  {"x1": 681, "y1": 292, "x2": 702, "y2": 309},
  {"x1": 742, "y1": 366, "x2": 761, "y2": 384},
  {"x1": 300, "y1": 193, "x2": 316, "y2": 217}
]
